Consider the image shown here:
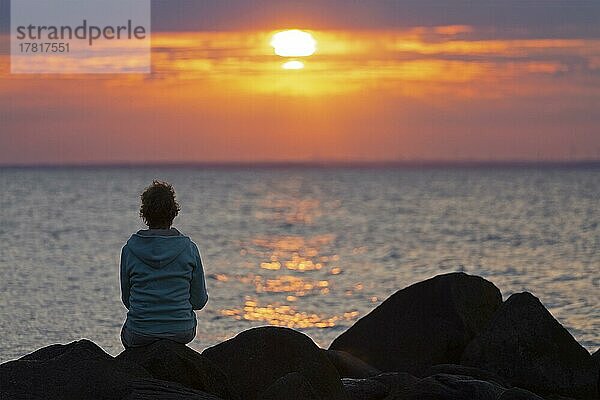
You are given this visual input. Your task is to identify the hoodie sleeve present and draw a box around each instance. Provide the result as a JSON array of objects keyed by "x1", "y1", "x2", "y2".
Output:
[
  {"x1": 120, "y1": 246, "x2": 131, "y2": 309},
  {"x1": 190, "y1": 243, "x2": 209, "y2": 310}
]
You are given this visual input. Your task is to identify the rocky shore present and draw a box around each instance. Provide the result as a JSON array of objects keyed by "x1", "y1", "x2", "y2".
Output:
[{"x1": 1, "y1": 272, "x2": 598, "y2": 399}]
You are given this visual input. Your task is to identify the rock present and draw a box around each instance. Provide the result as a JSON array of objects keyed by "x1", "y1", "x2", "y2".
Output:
[
  {"x1": 425, "y1": 363, "x2": 510, "y2": 388},
  {"x1": 324, "y1": 349, "x2": 381, "y2": 378},
  {"x1": 461, "y1": 292, "x2": 598, "y2": 399},
  {"x1": 0, "y1": 339, "x2": 149, "y2": 400},
  {"x1": 542, "y1": 396, "x2": 578, "y2": 400},
  {"x1": 341, "y1": 378, "x2": 389, "y2": 400},
  {"x1": 0, "y1": 339, "x2": 225, "y2": 400},
  {"x1": 124, "y1": 378, "x2": 226, "y2": 400},
  {"x1": 116, "y1": 339, "x2": 235, "y2": 399},
  {"x1": 19, "y1": 340, "x2": 107, "y2": 361},
  {"x1": 259, "y1": 372, "x2": 319, "y2": 400},
  {"x1": 370, "y1": 371, "x2": 513, "y2": 400},
  {"x1": 397, "y1": 373, "x2": 506, "y2": 400},
  {"x1": 370, "y1": 372, "x2": 420, "y2": 396},
  {"x1": 498, "y1": 387, "x2": 545, "y2": 400},
  {"x1": 330, "y1": 272, "x2": 502, "y2": 375},
  {"x1": 202, "y1": 326, "x2": 347, "y2": 400},
  {"x1": 593, "y1": 348, "x2": 600, "y2": 394}
]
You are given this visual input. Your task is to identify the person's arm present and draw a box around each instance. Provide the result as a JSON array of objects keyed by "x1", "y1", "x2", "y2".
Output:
[
  {"x1": 190, "y1": 244, "x2": 209, "y2": 310},
  {"x1": 120, "y1": 246, "x2": 131, "y2": 309}
]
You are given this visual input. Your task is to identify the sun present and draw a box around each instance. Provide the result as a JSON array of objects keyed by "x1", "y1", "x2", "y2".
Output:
[{"x1": 270, "y1": 30, "x2": 317, "y2": 57}]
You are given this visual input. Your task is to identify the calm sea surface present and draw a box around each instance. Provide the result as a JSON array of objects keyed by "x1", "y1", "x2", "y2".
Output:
[{"x1": 0, "y1": 166, "x2": 598, "y2": 362}]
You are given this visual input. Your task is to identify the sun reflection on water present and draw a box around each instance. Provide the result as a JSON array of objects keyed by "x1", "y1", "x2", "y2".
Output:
[
  {"x1": 220, "y1": 297, "x2": 359, "y2": 329},
  {"x1": 214, "y1": 189, "x2": 368, "y2": 331},
  {"x1": 250, "y1": 235, "x2": 337, "y2": 272},
  {"x1": 216, "y1": 230, "x2": 358, "y2": 329},
  {"x1": 254, "y1": 275, "x2": 330, "y2": 296},
  {"x1": 255, "y1": 198, "x2": 323, "y2": 224}
]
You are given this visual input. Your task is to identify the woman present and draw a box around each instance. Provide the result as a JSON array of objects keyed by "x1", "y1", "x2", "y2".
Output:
[{"x1": 120, "y1": 180, "x2": 208, "y2": 348}]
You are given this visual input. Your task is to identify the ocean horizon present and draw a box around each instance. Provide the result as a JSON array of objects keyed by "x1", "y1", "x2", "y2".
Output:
[{"x1": 1, "y1": 160, "x2": 599, "y2": 169}]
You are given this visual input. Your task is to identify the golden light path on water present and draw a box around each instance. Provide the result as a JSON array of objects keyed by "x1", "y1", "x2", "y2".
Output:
[
  {"x1": 215, "y1": 232, "x2": 368, "y2": 329},
  {"x1": 221, "y1": 298, "x2": 360, "y2": 329}
]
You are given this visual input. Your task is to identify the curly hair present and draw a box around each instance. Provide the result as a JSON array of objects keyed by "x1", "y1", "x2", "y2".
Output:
[{"x1": 139, "y1": 180, "x2": 181, "y2": 228}]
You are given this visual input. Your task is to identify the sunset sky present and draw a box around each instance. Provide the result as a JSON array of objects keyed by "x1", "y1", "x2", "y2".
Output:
[{"x1": 1, "y1": 0, "x2": 600, "y2": 164}]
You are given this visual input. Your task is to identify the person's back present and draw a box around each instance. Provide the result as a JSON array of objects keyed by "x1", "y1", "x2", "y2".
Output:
[{"x1": 120, "y1": 180, "x2": 208, "y2": 348}]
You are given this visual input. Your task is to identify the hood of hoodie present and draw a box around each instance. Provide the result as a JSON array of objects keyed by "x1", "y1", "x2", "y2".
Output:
[{"x1": 126, "y1": 228, "x2": 191, "y2": 269}]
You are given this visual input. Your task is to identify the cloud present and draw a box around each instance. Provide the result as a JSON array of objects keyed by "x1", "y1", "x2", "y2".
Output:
[
  {"x1": 1, "y1": 1, "x2": 600, "y2": 38},
  {"x1": 1, "y1": 3, "x2": 599, "y2": 164},
  {"x1": 148, "y1": 0, "x2": 600, "y2": 38},
  {"x1": 143, "y1": 29, "x2": 600, "y2": 99}
]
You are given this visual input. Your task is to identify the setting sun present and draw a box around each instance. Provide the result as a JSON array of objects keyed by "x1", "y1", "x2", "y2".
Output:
[{"x1": 270, "y1": 29, "x2": 317, "y2": 57}]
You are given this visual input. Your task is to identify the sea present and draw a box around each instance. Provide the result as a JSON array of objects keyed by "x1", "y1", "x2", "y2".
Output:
[{"x1": 0, "y1": 165, "x2": 598, "y2": 362}]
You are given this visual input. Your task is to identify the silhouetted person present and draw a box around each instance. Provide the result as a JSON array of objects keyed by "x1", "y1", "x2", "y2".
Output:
[{"x1": 120, "y1": 180, "x2": 208, "y2": 348}]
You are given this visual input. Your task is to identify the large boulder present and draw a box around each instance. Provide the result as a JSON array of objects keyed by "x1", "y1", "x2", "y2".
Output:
[
  {"x1": 124, "y1": 379, "x2": 226, "y2": 400},
  {"x1": 330, "y1": 272, "x2": 502, "y2": 375},
  {"x1": 425, "y1": 364, "x2": 510, "y2": 388},
  {"x1": 324, "y1": 349, "x2": 381, "y2": 378},
  {"x1": 202, "y1": 326, "x2": 348, "y2": 400},
  {"x1": 370, "y1": 371, "x2": 420, "y2": 393},
  {"x1": 396, "y1": 373, "x2": 506, "y2": 400},
  {"x1": 342, "y1": 372, "x2": 543, "y2": 400},
  {"x1": 498, "y1": 388, "x2": 545, "y2": 400},
  {"x1": 259, "y1": 372, "x2": 319, "y2": 400},
  {"x1": 19, "y1": 340, "x2": 108, "y2": 361},
  {"x1": 0, "y1": 339, "x2": 225, "y2": 400},
  {"x1": 117, "y1": 340, "x2": 235, "y2": 399},
  {"x1": 0, "y1": 339, "x2": 149, "y2": 400},
  {"x1": 341, "y1": 378, "x2": 389, "y2": 400},
  {"x1": 342, "y1": 372, "x2": 420, "y2": 400},
  {"x1": 461, "y1": 292, "x2": 598, "y2": 399}
]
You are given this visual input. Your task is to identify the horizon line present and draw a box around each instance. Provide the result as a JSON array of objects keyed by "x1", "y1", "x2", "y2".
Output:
[{"x1": 1, "y1": 159, "x2": 599, "y2": 169}]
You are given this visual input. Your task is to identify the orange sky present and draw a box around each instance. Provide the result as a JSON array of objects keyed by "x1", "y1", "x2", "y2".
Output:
[{"x1": 1, "y1": 25, "x2": 600, "y2": 164}]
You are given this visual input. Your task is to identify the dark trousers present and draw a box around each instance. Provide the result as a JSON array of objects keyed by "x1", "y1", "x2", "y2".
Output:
[{"x1": 120, "y1": 323, "x2": 196, "y2": 349}]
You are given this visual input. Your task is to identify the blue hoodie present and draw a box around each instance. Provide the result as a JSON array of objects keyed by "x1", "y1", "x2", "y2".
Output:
[{"x1": 120, "y1": 228, "x2": 208, "y2": 335}]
